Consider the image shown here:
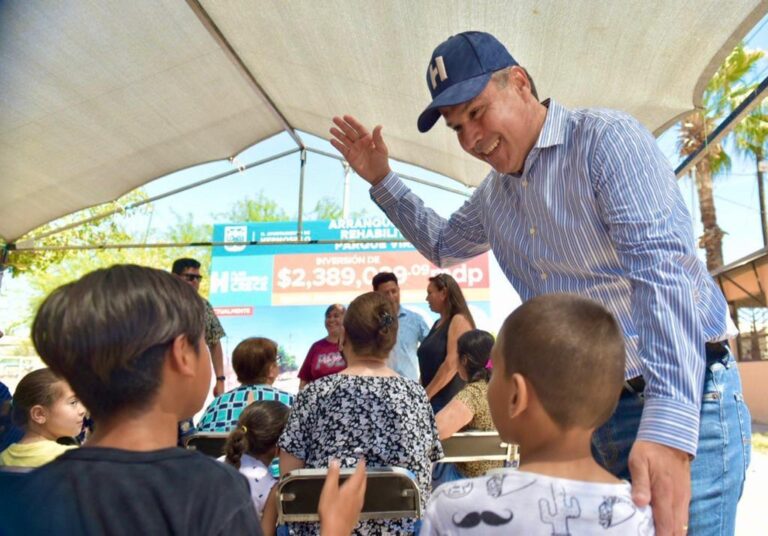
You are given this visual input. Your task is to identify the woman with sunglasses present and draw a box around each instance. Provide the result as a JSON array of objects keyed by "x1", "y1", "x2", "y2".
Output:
[{"x1": 418, "y1": 273, "x2": 475, "y2": 414}]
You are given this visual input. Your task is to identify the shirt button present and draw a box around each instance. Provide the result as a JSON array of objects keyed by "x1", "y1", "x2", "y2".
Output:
[
  {"x1": 540, "y1": 272, "x2": 548, "y2": 281},
  {"x1": 522, "y1": 180, "x2": 528, "y2": 187},
  {"x1": 529, "y1": 226, "x2": 536, "y2": 235}
]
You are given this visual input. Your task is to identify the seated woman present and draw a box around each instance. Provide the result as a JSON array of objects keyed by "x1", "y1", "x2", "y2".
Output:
[
  {"x1": 298, "y1": 304, "x2": 346, "y2": 389},
  {"x1": 197, "y1": 337, "x2": 294, "y2": 432},
  {"x1": 279, "y1": 292, "x2": 442, "y2": 535},
  {"x1": 435, "y1": 330, "x2": 504, "y2": 480}
]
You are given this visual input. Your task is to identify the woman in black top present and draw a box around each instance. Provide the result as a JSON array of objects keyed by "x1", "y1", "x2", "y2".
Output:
[{"x1": 417, "y1": 273, "x2": 475, "y2": 413}]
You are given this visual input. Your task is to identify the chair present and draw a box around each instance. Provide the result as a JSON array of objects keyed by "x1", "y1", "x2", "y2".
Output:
[
  {"x1": 183, "y1": 432, "x2": 229, "y2": 457},
  {"x1": 277, "y1": 466, "x2": 421, "y2": 524},
  {"x1": 439, "y1": 431, "x2": 519, "y2": 466}
]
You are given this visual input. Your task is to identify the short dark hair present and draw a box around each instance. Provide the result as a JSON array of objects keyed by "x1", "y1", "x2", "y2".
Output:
[
  {"x1": 171, "y1": 258, "x2": 201, "y2": 275},
  {"x1": 224, "y1": 400, "x2": 290, "y2": 469},
  {"x1": 498, "y1": 294, "x2": 625, "y2": 429},
  {"x1": 32, "y1": 264, "x2": 206, "y2": 422},
  {"x1": 343, "y1": 292, "x2": 398, "y2": 359},
  {"x1": 232, "y1": 337, "x2": 278, "y2": 385},
  {"x1": 458, "y1": 330, "x2": 494, "y2": 383},
  {"x1": 429, "y1": 273, "x2": 476, "y2": 328},
  {"x1": 11, "y1": 368, "x2": 64, "y2": 427},
  {"x1": 372, "y1": 272, "x2": 398, "y2": 290}
]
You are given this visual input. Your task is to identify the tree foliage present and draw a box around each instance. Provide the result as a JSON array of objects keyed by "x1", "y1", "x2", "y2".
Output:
[
  {"x1": 3, "y1": 189, "x2": 295, "y2": 332},
  {"x1": 215, "y1": 192, "x2": 289, "y2": 223},
  {"x1": 678, "y1": 43, "x2": 764, "y2": 270},
  {"x1": 5, "y1": 190, "x2": 149, "y2": 276},
  {"x1": 277, "y1": 345, "x2": 299, "y2": 372}
]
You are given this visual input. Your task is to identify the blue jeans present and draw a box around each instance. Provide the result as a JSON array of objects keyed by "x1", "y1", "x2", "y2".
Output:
[
  {"x1": 592, "y1": 347, "x2": 751, "y2": 535},
  {"x1": 432, "y1": 461, "x2": 464, "y2": 488}
]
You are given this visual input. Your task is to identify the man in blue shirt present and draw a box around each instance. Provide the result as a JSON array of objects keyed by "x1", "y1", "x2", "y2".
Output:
[
  {"x1": 372, "y1": 272, "x2": 429, "y2": 381},
  {"x1": 329, "y1": 31, "x2": 748, "y2": 536}
]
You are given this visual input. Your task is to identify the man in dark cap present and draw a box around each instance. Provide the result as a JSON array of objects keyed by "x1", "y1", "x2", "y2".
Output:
[{"x1": 330, "y1": 31, "x2": 747, "y2": 536}]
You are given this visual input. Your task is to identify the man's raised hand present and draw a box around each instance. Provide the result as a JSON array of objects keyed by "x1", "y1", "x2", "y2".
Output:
[{"x1": 330, "y1": 115, "x2": 391, "y2": 185}]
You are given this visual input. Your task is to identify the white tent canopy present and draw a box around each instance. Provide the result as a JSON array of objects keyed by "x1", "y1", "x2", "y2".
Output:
[{"x1": 1, "y1": 0, "x2": 766, "y2": 243}]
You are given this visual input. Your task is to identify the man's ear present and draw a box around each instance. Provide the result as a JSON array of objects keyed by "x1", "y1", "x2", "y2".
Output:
[
  {"x1": 508, "y1": 372, "x2": 529, "y2": 419},
  {"x1": 167, "y1": 334, "x2": 197, "y2": 377},
  {"x1": 509, "y1": 66, "x2": 533, "y2": 95},
  {"x1": 29, "y1": 404, "x2": 47, "y2": 425}
]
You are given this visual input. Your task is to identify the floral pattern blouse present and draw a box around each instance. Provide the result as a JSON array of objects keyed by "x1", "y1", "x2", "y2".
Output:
[{"x1": 279, "y1": 374, "x2": 443, "y2": 535}]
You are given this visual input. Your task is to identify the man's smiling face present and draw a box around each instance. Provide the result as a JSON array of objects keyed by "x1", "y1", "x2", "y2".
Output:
[{"x1": 440, "y1": 67, "x2": 540, "y2": 175}]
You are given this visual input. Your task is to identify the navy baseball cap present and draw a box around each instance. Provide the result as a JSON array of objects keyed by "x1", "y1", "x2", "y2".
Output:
[{"x1": 417, "y1": 31, "x2": 518, "y2": 133}]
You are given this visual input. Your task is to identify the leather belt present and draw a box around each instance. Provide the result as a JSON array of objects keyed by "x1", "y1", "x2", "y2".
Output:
[{"x1": 622, "y1": 340, "x2": 729, "y2": 396}]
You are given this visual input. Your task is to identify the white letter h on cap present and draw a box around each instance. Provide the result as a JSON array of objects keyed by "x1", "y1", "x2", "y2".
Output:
[{"x1": 429, "y1": 56, "x2": 448, "y2": 90}]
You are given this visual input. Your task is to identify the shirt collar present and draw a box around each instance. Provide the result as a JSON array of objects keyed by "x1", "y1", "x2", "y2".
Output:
[
  {"x1": 535, "y1": 99, "x2": 568, "y2": 149},
  {"x1": 502, "y1": 99, "x2": 568, "y2": 179}
]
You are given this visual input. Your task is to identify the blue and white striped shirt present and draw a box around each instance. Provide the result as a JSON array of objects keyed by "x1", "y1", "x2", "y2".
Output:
[{"x1": 371, "y1": 100, "x2": 730, "y2": 455}]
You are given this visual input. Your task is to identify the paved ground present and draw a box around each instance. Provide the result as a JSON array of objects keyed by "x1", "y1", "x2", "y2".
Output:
[{"x1": 735, "y1": 422, "x2": 767, "y2": 536}]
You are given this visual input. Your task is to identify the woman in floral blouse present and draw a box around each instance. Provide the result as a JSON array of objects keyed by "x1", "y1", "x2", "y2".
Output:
[{"x1": 279, "y1": 292, "x2": 442, "y2": 535}]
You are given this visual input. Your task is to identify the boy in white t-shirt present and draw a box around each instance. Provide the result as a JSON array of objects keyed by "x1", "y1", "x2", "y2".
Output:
[{"x1": 421, "y1": 294, "x2": 654, "y2": 535}]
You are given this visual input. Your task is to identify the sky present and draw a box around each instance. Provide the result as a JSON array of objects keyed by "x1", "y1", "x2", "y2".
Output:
[{"x1": 1, "y1": 14, "x2": 767, "y2": 337}]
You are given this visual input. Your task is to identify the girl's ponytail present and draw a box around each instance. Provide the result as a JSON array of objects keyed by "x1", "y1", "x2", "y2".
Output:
[
  {"x1": 224, "y1": 400, "x2": 290, "y2": 468},
  {"x1": 224, "y1": 425, "x2": 248, "y2": 469}
]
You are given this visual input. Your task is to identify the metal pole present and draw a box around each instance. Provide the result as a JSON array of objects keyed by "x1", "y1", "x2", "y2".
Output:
[
  {"x1": 756, "y1": 155, "x2": 768, "y2": 246},
  {"x1": 185, "y1": 0, "x2": 305, "y2": 150},
  {"x1": 297, "y1": 149, "x2": 307, "y2": 240},
  {"x1": 675, "y1": 75, "x2": 768, "y2": 178},
  {"x1": 0, "y1": 246, "x2": 8, "y2": 295},
  {"x1": 23, "y1": 148, "x2": 300, "y2": 243},
  {"x1": 11, "y1": 238, "x2": 410, "y2": 252},
  {"x1": 305, "y1": 147, "x2": 472, "y2": 198},
  {"x1": 342, "y1": 162, "x2": 351, "y2": 219}
]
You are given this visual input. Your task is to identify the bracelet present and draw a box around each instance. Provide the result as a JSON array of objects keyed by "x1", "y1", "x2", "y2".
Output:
[{"x1": 216, "y1": 376, "x2": 226, "y2": 381}]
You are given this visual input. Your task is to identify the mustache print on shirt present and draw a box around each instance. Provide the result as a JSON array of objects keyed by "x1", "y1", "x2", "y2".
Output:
[{"x1": 452, "y1": 509, "x2": 514, "y2": 528}]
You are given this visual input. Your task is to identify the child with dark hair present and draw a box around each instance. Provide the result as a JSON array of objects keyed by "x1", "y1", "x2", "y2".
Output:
[
  {"x1": 280, "y1": 291, "x2": 443, "y2": 535},
  {"x1": 421, "y1": 294, "x2": 654, "y2": 535},
  {"x1": 0, "y1": 368, "x2": 85, "y2": 467},
  {"x1": 223, "y1": 400, "x2": 290, "y2": 535},
  {"x1": 198, "y1": 337, "x2": 293, "y2": 433},
  {"x1": 1, "y1": 264, "x2": 263, "y2": 535}
]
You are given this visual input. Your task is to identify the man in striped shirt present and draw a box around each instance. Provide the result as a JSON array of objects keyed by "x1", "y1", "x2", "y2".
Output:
[{"x1": 329, "y1": 31, "x2": 749, "y2": 536}]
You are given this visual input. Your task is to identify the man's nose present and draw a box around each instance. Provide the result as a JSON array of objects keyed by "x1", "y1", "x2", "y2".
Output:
[{"x1": 461, "y1": 123, "x2": 481, "y2": 152}]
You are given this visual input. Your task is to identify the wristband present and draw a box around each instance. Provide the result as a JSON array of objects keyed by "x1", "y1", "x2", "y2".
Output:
[{"x1": 216, "y1": 376, "x2": 226, "y2": 382}]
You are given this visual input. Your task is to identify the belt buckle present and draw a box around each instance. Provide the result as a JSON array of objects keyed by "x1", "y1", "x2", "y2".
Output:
[{"x1": 623, "y1": 376, "x2": 645, "y2": 397}]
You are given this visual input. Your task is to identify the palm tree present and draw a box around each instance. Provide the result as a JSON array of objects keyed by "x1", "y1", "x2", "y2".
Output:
[
  {"x1": 678, "y1": 44, "x2": 764, "y2": 271},
  {"x1": 735, "y1": 107, "x2": 768, "y2": 244},
  {"x1": 678, "y1": 113, "x2": 730, "y2": 270}
]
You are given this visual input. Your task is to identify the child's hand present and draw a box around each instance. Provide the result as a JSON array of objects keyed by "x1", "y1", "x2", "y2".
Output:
[{"x1": 318, "y1": 458, "x2": 366, "y2": 536}]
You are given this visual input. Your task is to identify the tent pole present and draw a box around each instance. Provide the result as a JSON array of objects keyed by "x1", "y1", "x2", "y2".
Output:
[
  {"x1": 305, "y1": 147, "x2": 472, "y2": 198},
  {"x1": 24, "y1": 148, "x2": 301, "y2": 244},
  {"x1": 185, "y1": 0, "x2": 305, "y2": 150},
  {"x1": 0, "y1": 245, "x2": 8, "y2": 295},
  {"x1": 342, "y1": 162, "x2": 351, "y2": 219},
  {"x1": 11, "y1": 238, "x2": 409, "y2": 252},
  {"x1": 297, "y1": 150, "x2": 307, "y2": 241},
  {"x1": 675, "y1": 74, "x2": 768, "y2": 178}
]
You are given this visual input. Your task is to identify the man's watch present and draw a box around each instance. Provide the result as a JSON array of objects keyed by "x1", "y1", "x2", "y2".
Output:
[{"x1": 215, "y1": 376, "x2": 226, "y2": 382}]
